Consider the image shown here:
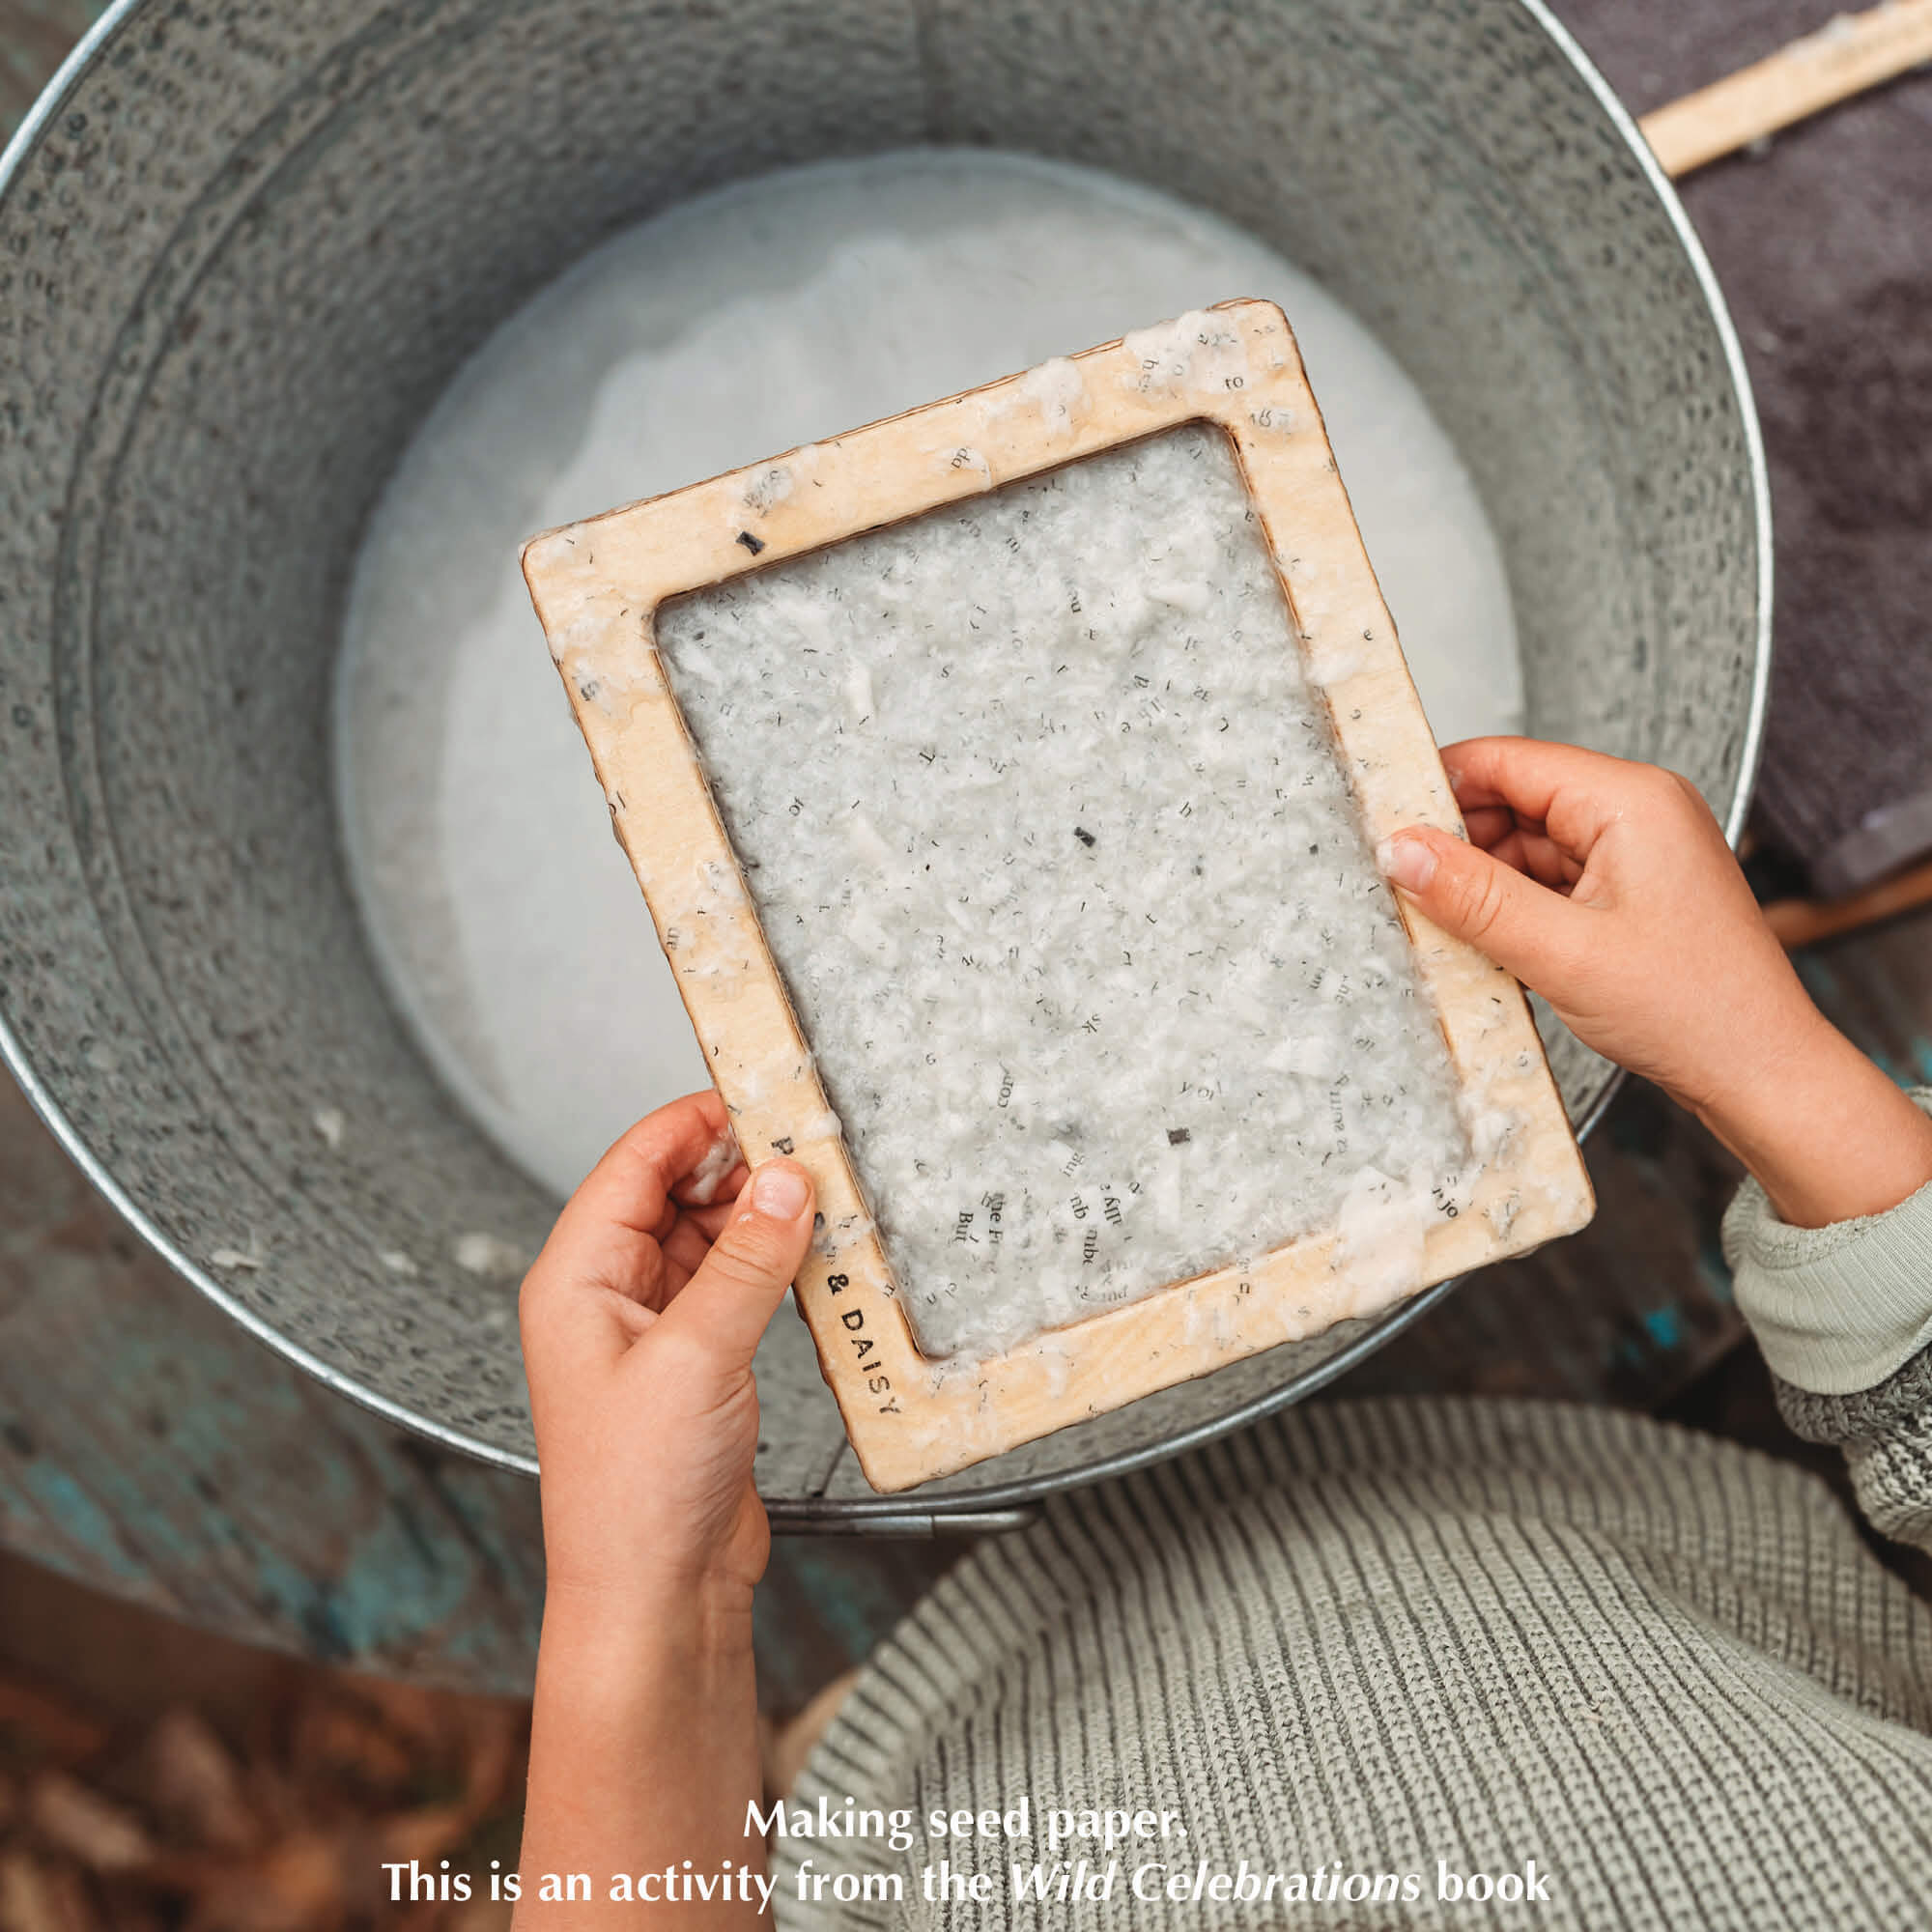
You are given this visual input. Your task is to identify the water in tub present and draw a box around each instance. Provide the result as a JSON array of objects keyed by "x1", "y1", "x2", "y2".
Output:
[{"x1": 335, "y1": 149, "x2": 1523, "y2": 1204}]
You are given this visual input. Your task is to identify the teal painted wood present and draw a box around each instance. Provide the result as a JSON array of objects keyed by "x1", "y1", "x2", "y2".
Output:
[
  {"x1": 1793, "y1": 910, "x2": 1932, "y2": 1095},
  {"x1": 0, "y1": 1069, "x2": 548, "y2": 1693}
]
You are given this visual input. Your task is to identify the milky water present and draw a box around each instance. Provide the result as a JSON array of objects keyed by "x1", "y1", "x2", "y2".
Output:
[{"x1": 335, "y1": 149, "x2": 1523, "y2": 1201}]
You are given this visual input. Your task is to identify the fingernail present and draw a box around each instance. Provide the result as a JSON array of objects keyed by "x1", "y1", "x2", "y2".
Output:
[
  {"x1": 1377, "y1": 834, "x2": 1437, "y2": 894},
  {"x1": 751, "y1": 1162, "x2": 810, "y2": 1219}
]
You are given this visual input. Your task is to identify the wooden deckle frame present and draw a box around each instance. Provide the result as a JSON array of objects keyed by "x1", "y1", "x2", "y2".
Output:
[{"x1": 523, "y1": 298, "x2": 1595, "y2": 1492}]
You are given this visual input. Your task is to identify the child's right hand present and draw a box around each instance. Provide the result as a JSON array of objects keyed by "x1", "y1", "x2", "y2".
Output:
[{"x1": 1378, "y1": 737, "x2": 1932, "y2": 1230}]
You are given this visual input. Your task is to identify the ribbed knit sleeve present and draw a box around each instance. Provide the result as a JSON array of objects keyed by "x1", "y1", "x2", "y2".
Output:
[
  {"x1": 1722, "y1": 1089, "x2": 1932, "y2": 1549},
  {"x1": 779, "y1": 1399, "x2": 1932, "y2": 1930}
]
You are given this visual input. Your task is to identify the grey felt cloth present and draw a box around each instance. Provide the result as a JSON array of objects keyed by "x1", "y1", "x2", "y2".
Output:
[
  {"x1": 1555, "y1": 0, "x2": 1932, "y2": 894},
  {"x1": 777, "y1": 1158, "x2": 1932, "y2": 1928}
]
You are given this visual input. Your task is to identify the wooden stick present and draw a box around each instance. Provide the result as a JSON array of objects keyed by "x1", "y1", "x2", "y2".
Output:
[
  {"x1": 1639, "y1": 0, "x2": 1932, "y2": 178},
  {"x1": 1763, "y1": 856, "x2": 1932, "y2": 949}
]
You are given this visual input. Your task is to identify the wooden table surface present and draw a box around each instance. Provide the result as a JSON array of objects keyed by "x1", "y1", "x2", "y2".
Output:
[{"x1": 1, "y1": 0, "x2": 1926, "y2": 1707}]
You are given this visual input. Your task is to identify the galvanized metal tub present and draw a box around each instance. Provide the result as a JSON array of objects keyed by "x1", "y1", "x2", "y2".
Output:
[{"x1": 0, "y1": 0, "x2": 1768, "y2": 1527}]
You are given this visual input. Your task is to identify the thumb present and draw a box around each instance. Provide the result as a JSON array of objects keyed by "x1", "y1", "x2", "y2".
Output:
[
  {"x1": 657, "y1": 1158, "x2": 816, "y2": 1371},
  {"x1": 1378, "y1": 827, "x2": 1582, "y2": 987}
]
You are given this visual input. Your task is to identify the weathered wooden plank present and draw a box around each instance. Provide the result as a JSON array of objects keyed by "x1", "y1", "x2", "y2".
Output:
[
  {"x1": 1792, "y1": 908, "x2": 1932, "y2": 1092},
  {"x1": 0, "y1": 1071, "x2": 547, "y2": 1694},
  {"x1": 0, "y1": 2, "x2": 102, "y2": 141}
]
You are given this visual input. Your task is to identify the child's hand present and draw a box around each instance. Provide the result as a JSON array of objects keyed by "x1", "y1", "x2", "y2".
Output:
[
  {"x1": 1378, "y1": 736, "x2": 1932, "y2": 1229},
  {"x1": 517, "y1": 1093, "x2": 806, "y2": 1921},
  {"x1": 1377, "y1": 737, "x2": 1810, "y2": 1121},
  {"x1": 519, "y1": 1091, "x2": 815, "y2": 1621}
]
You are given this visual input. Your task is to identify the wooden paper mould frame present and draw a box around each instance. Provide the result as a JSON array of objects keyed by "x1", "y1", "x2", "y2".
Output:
[{"x1": 522, "y1": 298, "x2": 1596, "y2": 1493}]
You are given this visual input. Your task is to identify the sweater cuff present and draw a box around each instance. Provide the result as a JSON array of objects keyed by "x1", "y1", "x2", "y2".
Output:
[
  {"x1": 1774, "y1": 1347, "x2": 1932, "y2": 1445},
  {"x1": 1720, "y1": 1087, "x2": 1932, "y2": 1395}
]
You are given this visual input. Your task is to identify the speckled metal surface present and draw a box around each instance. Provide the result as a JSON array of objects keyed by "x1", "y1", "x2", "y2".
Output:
[{"x1": 0, "y1": 0, "x2": 1768, "y2": 1516}]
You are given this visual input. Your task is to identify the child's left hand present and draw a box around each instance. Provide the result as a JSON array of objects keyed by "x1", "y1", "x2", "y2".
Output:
[{"x1": 519, "y1": 1091, "x2": 816, "y2": 1624}]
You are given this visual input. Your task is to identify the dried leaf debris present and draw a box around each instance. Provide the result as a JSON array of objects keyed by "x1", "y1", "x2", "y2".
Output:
[{"x1": 0, "y1": 1662, "x2": 527, "y2": 1931}]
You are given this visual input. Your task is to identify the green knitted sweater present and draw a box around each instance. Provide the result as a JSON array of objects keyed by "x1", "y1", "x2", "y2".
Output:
[{"x1": 777, "y1": 1100, "x2": 1932, "y2": 1928}]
